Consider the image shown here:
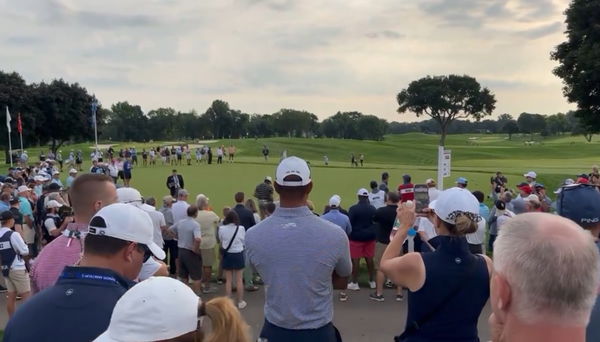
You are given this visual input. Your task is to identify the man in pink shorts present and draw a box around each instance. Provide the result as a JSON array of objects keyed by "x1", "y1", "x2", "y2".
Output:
[{"x1": 347, "y1": 188, "x2": 377, "y2": 291}]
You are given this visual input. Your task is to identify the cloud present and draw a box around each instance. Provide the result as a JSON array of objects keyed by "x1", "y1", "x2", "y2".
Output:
[
  {"x1": 0, "y1": 0, "x2": 574, "y2": 121},
  {"x1": 366, "y1": 30, "x2": 405, "y2": 40}
]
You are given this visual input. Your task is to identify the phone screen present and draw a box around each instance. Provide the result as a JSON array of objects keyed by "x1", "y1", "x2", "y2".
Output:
[{"x1": 414, "y1": 184, "x2": 430, "y2": 213}]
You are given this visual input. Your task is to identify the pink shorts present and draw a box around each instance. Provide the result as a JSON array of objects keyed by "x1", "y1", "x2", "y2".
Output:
[{"x1": 349, "y1": 240, "x2": 376, "y2": 259}]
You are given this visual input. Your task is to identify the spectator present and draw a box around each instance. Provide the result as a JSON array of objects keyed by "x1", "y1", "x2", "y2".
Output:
[
  {"x1": 381, "y1": 187, "x2": 492, "y2": 341},
  {"x1": 169, "y1": 205, "x2": 203, "y2": 294},
  {"x1": 488, "y1": 200, "x2": 515, "y2": 252},
  {"x1": 426, "y1": 178, "x2": 440, "y2": 201},
  {"x1": 93, "y1": 277, "x2": 250, "y2": 342},
  {"x1": 534, "y1": 183, "x2": 552, "y2": 212},
  {"x1": 591, "y1": 165, "x2": 600, "y2": 186},
  {"x1": 218, "y1": 210, "x2": 247, "y2": 309},
  {"x1": 42, "y1": 200, "x2": 71, "y2": 245},
  {"x1": 371, "y1": 192, "x2": 402, "y2": 302},
  {"x1": 65, "y1": 169, "x2": 78, "y2": 188},
  {"x1": 556, "y1": 184, "x2": 600, "y2": 341},
  {"x1": 50, "y1": 170, "x2": 63, "y2": 187},
  {"x1": 245, "y1": 198, "x2": 261, "y2": 224},
  {"x1": 254, "y1": 176, "x2": 274, "y2": 219},
  {"x1": 159, "y1": 195, "x2": 177, "y2": 277},
  {"x1": 524, "y1": 170, "x2": 537, "y2": 186},
  {"x1": 398, "y1": 174, "x2": 414, "y2": 202},
  {"x1": 143, "y1": 197, "x2": 167, "y2": 254},
  {"x1": 379, "y1": 172, "x2": 390, "y2": 193},
  {"x1": 456, "y1": 177, "x2": 468, "y2": 189},
  {"x1": 322, "y1": 195, "x2": 352, "y2": 302},
  {"x1": 524, "y1": 194, "x2": 543, "y2": 212},
  {"x1": 8, "y1": 196, "x2": 24, "y2": 237},
  {"x1": 368, "y1": 180, "x2": 386, "y2": 209},
  {"x1": 0, "y1": 210, "x2": 30, "y2": 317},
  {"x1": 16, "y1": 185, "x2": 35, "y2": 256},
  {"x1": 490, "y1": 213, "x2": 599, "y2": 342},
  {"x1": 233, "y1": 191, "x2": 257, "y2": 291},
  {"x1": 172, "y1": 189, "x2": 190, "y2": 224},
  {"x1": 166, "y1": 169, "x2": 185, "y2": 198},
  {"x1": 30, "y1": 174, "x2": 118, "y2": 293},
  {"x1": 512, "y1": 183, "x2": 532, "y2": 214},
  {"x1": 246, "y1": 156, "x2": 351, "y2": 341},
  {"x1": 347, "y1": 188, "x2": 377, "y2": 291},
  {"x1": 5, "y1": 203, "x2": 164, "y2": 342},
  {"x1": 195, "y1": 194, "x2": 220, "y2": 293},
  {"x1": 466, "y1": 191, "x2": 488, "y2": 254}
]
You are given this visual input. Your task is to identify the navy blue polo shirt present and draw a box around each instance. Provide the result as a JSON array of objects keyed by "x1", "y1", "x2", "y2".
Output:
[{"x1": 4, "y1": 266, "x2": 134, "y2": 342}]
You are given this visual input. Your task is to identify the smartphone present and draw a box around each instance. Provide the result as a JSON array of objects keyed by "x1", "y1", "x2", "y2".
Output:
[{"x1": 414, "y1": 184, "x2": 430, "y2": 214}]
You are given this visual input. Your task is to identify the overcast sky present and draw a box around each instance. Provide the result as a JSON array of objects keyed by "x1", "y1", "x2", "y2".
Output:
[{"x1": 0, "y1": 0, "x2": 573, "y2": 121}]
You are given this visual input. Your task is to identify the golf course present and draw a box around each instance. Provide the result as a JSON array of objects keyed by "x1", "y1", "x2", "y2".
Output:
[{"x1": 7, "y1": 132, "x2": 598, "y2": 212}]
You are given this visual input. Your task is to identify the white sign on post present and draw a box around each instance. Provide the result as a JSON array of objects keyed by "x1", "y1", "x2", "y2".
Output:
[{"x1": 442, "y1": 149, "x2": 452, "y2": 178}]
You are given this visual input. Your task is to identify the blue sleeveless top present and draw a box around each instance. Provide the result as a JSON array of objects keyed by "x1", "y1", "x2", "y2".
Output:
[{"x1": 404, "y1": 236, "x2": 489, "y2": 342}]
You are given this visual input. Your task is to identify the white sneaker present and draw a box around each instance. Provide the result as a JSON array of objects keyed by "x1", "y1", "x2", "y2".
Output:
[
  {"x1": 369, "y1": 281, "x2": 376, "y2": 289},
  {"x1": 237, "y1": 300, "x2": 247, "y2": 309},
  {"x1": 347, "y1": 282, "x2": 360, "y2": 291}
]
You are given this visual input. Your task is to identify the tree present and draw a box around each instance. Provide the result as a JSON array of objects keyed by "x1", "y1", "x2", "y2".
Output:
[
  {"x1": 30, "y1": 80, "x2": 97, "y2": 153},
  {"x1": 396, "y1": 75, "x2": 496, "y2": 145},
  {"x1": 516, "y1": 113, "x2": 546, "y2": 136},
  {"x1": 545, "y1": 113, "x2": 569, "y2": 135},
  {"x1": 552, "y1": 0, "x2": 600, "y2": 132},
  {"x1": 502, "y1": 120, "x2": 519, "y2": 140},
  {"x1": 567, "y1": 110, "x2": 596, "y2": 142},
  {"x1": 108, "y1": 102, "x2": 148, "y2": 141}
]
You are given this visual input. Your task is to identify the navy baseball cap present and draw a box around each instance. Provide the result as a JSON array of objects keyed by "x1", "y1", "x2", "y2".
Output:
[{"x1": 557, "y1": 184, "x2": 600, "y2": 228}]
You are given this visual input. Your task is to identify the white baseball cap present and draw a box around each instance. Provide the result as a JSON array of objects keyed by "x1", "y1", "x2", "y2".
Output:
[
  {"x1": 17, "y1": 185, "x2": 31, "y2": 193},
  {"x1": 69, "y1": 168, "x2": 78, "y2": 174},
  {"x1": 117, "y1": 188, "x2": 143, "y2": 207},
  {"x1": 195, "y1": 194, "x2": 210, "y2": 202},
  {"x1": 93, "y1": 277, "x2": 199, "y2": 342},
  {"x1": 265, "y1": 176, "x2": 273, "y2": 182},
  {"x1": 88, "y1": 203, "x2": 166, "y2": 260},
  {"x1": 432, "y1": 187, "x2": 480, "y2": 225},
  {"x1": 46, "y1": 200, "x2": 63, "y2": 209},
  {"x1": 33, "y1": 176, "x2": 45, "y2": 182},
  {"x1": 524, "y1": 171, "x2": 537, "y2": 178},
  {"x1": 52, "y1": 170, "x2": 60, "y2": 175},
  {"x1": 357, "y1": 188, "x2": 369, "y2": 196},
  {"x1": 275, "y1": 156, "x2": 311, "y2": 187},
  {"x1": 329, "y1": 195, "x2": 341, "y2": 207}
]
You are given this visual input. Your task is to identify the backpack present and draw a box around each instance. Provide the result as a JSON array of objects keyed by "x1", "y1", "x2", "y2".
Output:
[{"x1": 42, "y1": 214, "x2": 62, "y2": 244}]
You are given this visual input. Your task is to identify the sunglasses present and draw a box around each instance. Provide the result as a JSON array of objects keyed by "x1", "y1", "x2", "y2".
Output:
[{"x1": 137, "y1": 244, "x2": 152, "y2": 262}]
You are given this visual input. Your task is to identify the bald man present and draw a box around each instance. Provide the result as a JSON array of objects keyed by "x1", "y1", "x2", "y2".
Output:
[{"x1": 490, "y1": 213, "x2": 600, "y2": 342}]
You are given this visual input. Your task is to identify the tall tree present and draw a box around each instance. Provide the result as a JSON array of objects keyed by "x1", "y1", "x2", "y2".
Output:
[
  {"x1": 109, "y1": 102, "x2": 148, "y2": 141},
  {"x1": 502, "y1": 120, "x2": 519, "y2": 140},
  {"x1": 397, "y1": 75, "x2": 496, "y2": 145},
  {"x1": 552, "y1": 0, "x2": 600, "y2": 133},
  {"x1": 30, "y1": 80, "x2": 97, "y2": 153},
  {"x1": 517, "y1": 113, "x2": 546, "y2": 136}
]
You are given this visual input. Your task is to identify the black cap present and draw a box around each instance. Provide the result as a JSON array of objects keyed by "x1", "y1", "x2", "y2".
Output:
[
  {"x1": 0, "y1": 211, "x2": 14, "y2": 221},
  {"x1": 370, "y1": 180, "x2": 378, "y2": 189},
  {"x1": 47, "y1": 183, "x2": 61, "y2": 192},
  {"x1": 9, "y1": 196, "x2": 19, "y2": 204},
  {"x1": 495, "y1": 200, "x2": 506, "y2": 211}
]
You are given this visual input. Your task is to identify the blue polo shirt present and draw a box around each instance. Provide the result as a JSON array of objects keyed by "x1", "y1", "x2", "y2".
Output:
[
  {"x1": 4, "y1": 266, "x2": 133, "y2": 342},
  {"x1": 321, "y1": 208, "x2": 352, "y2": 236}
]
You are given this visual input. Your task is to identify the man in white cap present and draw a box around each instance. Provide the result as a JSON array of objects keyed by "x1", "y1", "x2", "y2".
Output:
[
  {"x1": 246, "y1": 156, "x2": 352, "y2": 341},
  {"x1": 524, "y1": 171, "x2": 537, "y2": 186},
  {"x1": 117, "y1": 187, "x2": 168, "y2": 280},
  {"x1": 42, "y1": 200, "x2": 73, "y2": 245},
  {"x1": 322, "y1": 194, "x2": 352, "y2": 301},
  {"x1": 5, "y1": 203, "x2": 166, "y2": 342},
  {"x1": 50, "y1": 170, "x2": 63, "y2": 187},
  {"x1": 65, "y1": 168, "x2": 78, "y2": 188}
]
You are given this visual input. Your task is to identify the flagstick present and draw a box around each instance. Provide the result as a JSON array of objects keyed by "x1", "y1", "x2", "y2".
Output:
[{"x1": 19, "y1": 129, "x2": 23, "y2": 155}]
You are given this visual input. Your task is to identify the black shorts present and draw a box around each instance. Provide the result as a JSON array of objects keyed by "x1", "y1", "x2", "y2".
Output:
[
  {"x1": 122, "y1": 172, "x2": 132, "y2": 180},
  {"x1": 118, "y1": 171, "x2": 124, "y2": 179},
  {"x1": 222, "y1": 251, "x2": 244, "y2": 270},
  {"x1": 178, "y1": 248, "x2": 203, "y2": 280}
]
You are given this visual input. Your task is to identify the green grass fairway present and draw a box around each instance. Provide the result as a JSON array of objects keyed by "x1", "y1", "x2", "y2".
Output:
[{"x1": 4, "y1": 133, "x2": 599, "y2": 212}]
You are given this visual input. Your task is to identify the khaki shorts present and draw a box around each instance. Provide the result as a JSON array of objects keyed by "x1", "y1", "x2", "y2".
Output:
[
  {"x1": 374, "y1": 242, "x2": 388, "y2": 270},
  {"x1": 201, "y1": 247, "x2": 216, "y2": 269},
  {"x1": 5, "y1": 269, "x2": 31, "y2": 294},
  {"x1": 22, "y1": 224, "x2": 35, "y2": 244}
]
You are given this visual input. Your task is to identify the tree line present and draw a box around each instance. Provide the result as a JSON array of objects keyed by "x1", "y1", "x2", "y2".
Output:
[{"x1": 0, "y1": 68, "x2": 597, "y2": 156}]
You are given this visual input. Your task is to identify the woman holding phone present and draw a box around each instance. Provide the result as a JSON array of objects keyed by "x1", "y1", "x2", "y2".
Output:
[{"x1": 381, "y1": 187, "x2": 493, "y2": 342}]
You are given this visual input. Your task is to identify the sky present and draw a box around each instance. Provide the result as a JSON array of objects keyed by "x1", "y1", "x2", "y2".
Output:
[{"x1": 0, "y1": 0, "x2": 574, "y2": 122}]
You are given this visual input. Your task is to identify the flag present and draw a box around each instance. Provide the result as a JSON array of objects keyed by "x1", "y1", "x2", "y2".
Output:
[
  {"x1": 6, "y1": 107, "x2": 11, "y2": 133},
  {"x1": 17, "y1": 113, "x2": 22, "y2": 134}
]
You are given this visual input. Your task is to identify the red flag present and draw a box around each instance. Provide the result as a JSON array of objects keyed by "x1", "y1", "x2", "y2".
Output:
[{"x1": 17, "y1": 113, "x2": 22, "y2": 134}]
